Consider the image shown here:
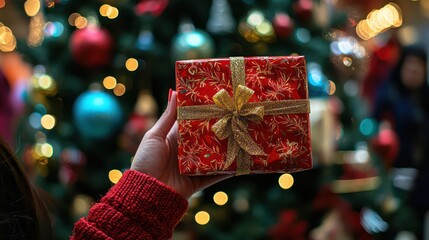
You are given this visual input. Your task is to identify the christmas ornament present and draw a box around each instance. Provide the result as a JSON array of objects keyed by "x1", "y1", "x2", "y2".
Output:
[
  {"x1": 73, "y1": 90, "x2": 122, "y2": 139},
  {"x1": 206, "y1": 0, "x2": 235, "y2": 35},
  {"x1": 307, "y1": 62, "x2": 329, "y2": 98},
  {"x1": 135, "y1": 0, "x2": 169, "y2": 16},
  {"x1": 293, "y1": 0, "x2": 313, "y2": 21},
  {"x1": 272, "y1": 12, "x2": 294, "y2": 39},
  {"x1": 171, "y1": 21, "x2": 215, "y2": 60},
  {"x1": 370, "y1": 126, "x2": 399, "y2": 169},
  {"x1": 119, "y1": 114, "x2": 156, "y2": 153},
  {"x1": 70, "y1": 26, "x2": 113, "y2": 68},
  {"x1": 238, "y1": 10, "x2": 275, "y2": 43},
  {"x1": 59, "y1": 146, "x2": 86, "y2": 185},
  {"x1": 120, "y1": 91, "x2": 157, "y2": 153},
  {"x1": 269, "y1": 210, "x2": 308, "y2": 240}
]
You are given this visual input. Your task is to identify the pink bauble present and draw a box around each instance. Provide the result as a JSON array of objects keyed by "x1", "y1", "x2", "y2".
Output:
[{"x1": 272, "y1": 13, "x2": 294, "y2": 39}]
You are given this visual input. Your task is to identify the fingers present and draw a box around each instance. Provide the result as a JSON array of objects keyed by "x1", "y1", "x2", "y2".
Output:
[
  {"x1": 167, "y1": 121, "x2": 178, "y2": 143},
  {"x1": 147, "y1": 90, "x2": 177, "y2": 139},
  {"x1": 166, "y1": 122, "x2": 179, "y2": 167}
]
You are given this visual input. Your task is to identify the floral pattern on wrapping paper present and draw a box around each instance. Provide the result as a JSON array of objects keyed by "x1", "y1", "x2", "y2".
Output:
[{"x1": 176, "y1": 56, "x2": 312, "y2": 175}]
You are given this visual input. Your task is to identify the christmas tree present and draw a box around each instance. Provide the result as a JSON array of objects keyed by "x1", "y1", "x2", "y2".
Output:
[{"x1": 1, "y1": 0, "x2": 425, "y2": 239}]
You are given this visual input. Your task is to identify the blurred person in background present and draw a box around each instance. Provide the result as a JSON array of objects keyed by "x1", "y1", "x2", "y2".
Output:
[{"x1": 372, "y1": 45, "x2": 429, "y2": 238}]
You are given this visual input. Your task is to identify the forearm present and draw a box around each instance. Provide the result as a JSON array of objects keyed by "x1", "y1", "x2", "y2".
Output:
[{"x1": 71, "y1": 170, "x2": 189, "y2": 240}]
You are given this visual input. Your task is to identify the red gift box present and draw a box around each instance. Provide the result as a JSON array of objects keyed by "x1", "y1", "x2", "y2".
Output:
[{"x1": 176, "y1": 56, "x2": 312, "y2": 175}]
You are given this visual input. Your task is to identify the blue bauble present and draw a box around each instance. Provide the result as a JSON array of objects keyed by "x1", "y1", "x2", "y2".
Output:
[
  {"x1": 73, "y1": 91, "x2": 122, "y2": 139},
  {"x1": 307, "y1": 62, "x2": 329, "y2": 98},
  {"x1": 171, "y1": 29, "x2": 215, "y2": 61}
]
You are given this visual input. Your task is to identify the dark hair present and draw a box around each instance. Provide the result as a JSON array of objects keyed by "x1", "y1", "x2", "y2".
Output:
[
  {"x1": 0, "y1": 138, "x2": 52, "y2": 239},
  {"x1": 390, "y1": 45, "x2": 428, "y2": 94}
]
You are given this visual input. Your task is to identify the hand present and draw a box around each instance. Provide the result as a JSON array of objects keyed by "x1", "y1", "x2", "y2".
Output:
[{"x1": 131, "y1": 90, "x2": 232, "y2": 199}]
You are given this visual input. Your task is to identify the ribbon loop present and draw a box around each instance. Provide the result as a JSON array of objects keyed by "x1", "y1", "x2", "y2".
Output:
[{"x1": 234, "y1": 85, "x2": 254, "y2": 111}]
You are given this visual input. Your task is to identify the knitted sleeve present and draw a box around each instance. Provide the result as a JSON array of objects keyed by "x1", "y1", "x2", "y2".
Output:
[{"x1": 70, "y1": 170, "x2": 189, "y2": 240}]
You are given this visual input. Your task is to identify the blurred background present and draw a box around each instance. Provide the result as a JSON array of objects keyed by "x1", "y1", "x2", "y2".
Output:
[{"x1": 1, "y1": 0, "x2": 429, "y2": 239}]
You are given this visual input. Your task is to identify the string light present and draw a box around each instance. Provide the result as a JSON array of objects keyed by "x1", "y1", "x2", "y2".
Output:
[
  {"x1": 40, "y1": 143, "x2": 53, "y2": 158},
  {"x1": 99, "y1": 4, "x2": 110, "y2": 16},
  {"x1": 68, "y1": 13, "x2": 81, "y2": 26},
  {"x1": 113, "y1": 83, "x2": 126, "y2": 96},
  {"x1": 108, "y1": 169, "x2": 122, "y2": 184},
  {"x1": 356, "y1": 3, "x2": 402, "y2": 40},
  {"x1": 75, "y1": 16, "x2": 88, "y2": 29},
  {"x1": 24, "y1": 0, "x2": 40, "y2": 17},
  {"x1": 107, "y1": 7, "x2": 119, "y2": 19},
  {"x1": 195, "y1": 211, "x2": 210, "y2": 225},
  {"x1": 213, "y1": 191, "x2": 228, "y2": 206},
  {"x1": 40, "y1": 114, "x2": 56, "y2": 130},
  {"x1": 103, "y1": 76, "x2": 117, "y2": 89},
  {"x1": 125, "y1": 58, "x2": 138, "y2": 71},
  {"x1": 99, "y1": 4, "x2": 119, "y2": 19},
  {"x1": 0, "y1": 24, "x2": 16, "y2": 52},
  {"x1": 328, "y1": 80, "x2": 336, "y2": 95},
  {"x1": 38, "y1": 74, "x2": 54, "y2": 89},
  {"x1": 278, "y1": 173, "x2": 294, "y2": 189}
]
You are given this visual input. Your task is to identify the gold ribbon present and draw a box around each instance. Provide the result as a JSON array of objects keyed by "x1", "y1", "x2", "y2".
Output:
[{"x1": 177, "y1": 57, "x2": 310, "y2": 175}]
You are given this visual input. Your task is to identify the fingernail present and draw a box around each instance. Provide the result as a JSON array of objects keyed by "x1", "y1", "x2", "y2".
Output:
[{"x1": 168, "y1": 88, "x2": 173, "y2": 102}]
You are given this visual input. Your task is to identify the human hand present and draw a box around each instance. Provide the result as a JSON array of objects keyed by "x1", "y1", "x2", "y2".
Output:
[{"x1": 131, "y1": 90, "x2": 232, "y2": 199}]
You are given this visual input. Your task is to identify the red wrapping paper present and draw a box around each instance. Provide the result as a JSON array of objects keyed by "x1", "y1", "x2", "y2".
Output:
[{"x1": 176, "y1": 56, "x2": 312, "y2": 175}]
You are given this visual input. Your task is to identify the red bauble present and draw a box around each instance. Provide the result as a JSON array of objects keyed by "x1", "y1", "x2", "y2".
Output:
[
  {"x1": 293, "y1": 0, "x2": 313, "y2": 21},
  {"x1": 119, "y1": 114, "x2": 156, "y2": 153},
  {"x1": 272, "y1": 13, "x2": 294, "y2": 39},
  {"x1": 59, "y1": 147, "x2": 86, "y2": 185},
  {"x1": 70, "y1": 26, "x2": 114, "y2": 68},
  {"x1": 371, "y1": 128, "x2": 399, "y2": 169},
  {"x1": 135, "y1": 0, "x2": 169, "y2": 16}
]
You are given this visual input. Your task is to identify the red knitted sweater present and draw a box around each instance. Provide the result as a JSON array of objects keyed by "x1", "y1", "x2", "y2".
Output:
[{"x1": 70, "y1": 170, "x2": 189, "y2": 240}]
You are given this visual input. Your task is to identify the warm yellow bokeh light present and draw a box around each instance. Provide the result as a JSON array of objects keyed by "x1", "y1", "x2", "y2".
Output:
[
  {"x1": 107, "y1": 7, "x2": 119, "y2": 19},
  {"x1": 108, "y1": 169, "x2": 123, "y2": 184},
  {"x1": 328, "y1": 80, "x2": 336, "y2": 95},
  {"x1": 68, "y1": 13, "x2": 80, "y2": 26},
  {"x1": 255, "y1": 20, "x2": 273, "y2": 36},
  {"x1": 213, "y1": 191, "x2": 228, "y2": 206},
  {"x1": 278, "y1": 173, "x2": 294, "y2": 189},
  {"x1": 38, "y1": 74, "x2": 53, "y2": 89},
  {"x1": 75, "y1": 16, "x2": 88, "y2": 29},
  {"x1": 40, "y1": 143, "x2": 53, "y2": 158},
  {"x1": 195, "y1": 211, "x2": 210, "y2": 225},
  {"x1": 24, "y1": 0, "x2": 40, "y2": 17},
  {"x1": 247, "y1": 11, "x2": 264, "y2": 27},
  {"x1": 41, "y1": 114, "x2": 56, "y2": 130},
  {"x1": 0, "y1": 0, "x2": 5, "y2": 8},
  {"x1": 125, "y1": 58, "x2": 139, "y2": 71},
  {"x1": 99, "y1": 4, "x2": 109, "y2": 17},
  {"x1": 0, "y1": 25, "x2": 16, "y2": 52},
  {"x1": 103, "y1": 76, "x2": 117, "y2": 89},
  {"x1": 113, "y1": 83, "x2": 126, "y2": 96},
  {"x1": 356, "y1": 3, "x2": 402, "y2": 40},
  {"x1": 34, "y1": 143, "x2": 43, "y2": 157}
]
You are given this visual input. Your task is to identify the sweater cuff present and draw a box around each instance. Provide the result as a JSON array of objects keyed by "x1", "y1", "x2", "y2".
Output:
[{"x1": 102, "y1": 170, "x2": 189, "y2": 230}]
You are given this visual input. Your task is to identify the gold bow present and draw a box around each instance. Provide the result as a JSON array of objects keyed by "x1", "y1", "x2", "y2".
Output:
[
  {"x1": 212, "y1": 85, "x2": 267, "y2": 173},
  {"x1": 177, "y1": 57, "x2": 310, "y2": 175}
]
